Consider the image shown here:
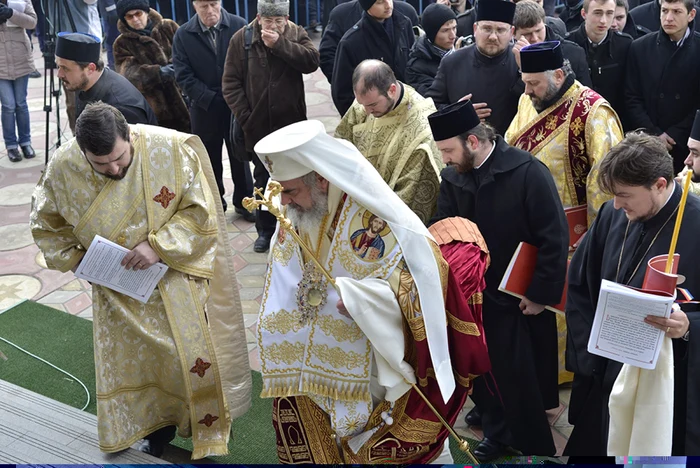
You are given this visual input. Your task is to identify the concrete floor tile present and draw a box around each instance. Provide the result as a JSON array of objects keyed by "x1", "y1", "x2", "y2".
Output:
[
  {"x1": 61, "y1": 279, "x2": 84, "y2": 291},
  {"x1": 239, "y1": 263, "x2": 268, "y2": 277},
  {"x1": 37, "y1": 290, "x2": 81, "y2": 304},
  {"x1": 238, "y1": 287, "x2": 263, "y2": 301},
  {"x1": 551, "y1": 427, "x2": 569, "y2": 456},
  {"x1": 232, "y1": 255, "x2": 248, "y2": 272},
  {"x1": 238, "y1": 275, "x2": 265, "y2": 288},
  {"x1": 77, "y1": 306, "x2": 93, "y2": 321},
  {"x1": 241, "y1": 300, "x2": 261, "y2": 315},
  {"x1": 64, "y1": 292, "x2": 91, "y2": 315},
  {"x1": 241, "y1": 252, "x2": 269, "y2": 264},
  {"x1": 41, "y1": 303, "x2": 67, "y2": 312},
  {"x1": 243, "y1": 313, "x2": 258, "y2": 328}
]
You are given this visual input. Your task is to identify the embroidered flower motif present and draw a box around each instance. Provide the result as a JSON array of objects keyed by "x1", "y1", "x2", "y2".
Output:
[
  {"x1": 189, "y1": 357, "x2": 212, "y2": 378},
  {"x1": 545, "y1": 115, "x2": 559, "y2": 131},
  {"x1": 198, "y1": 414, "x2": 219, "y2": 427},
  {"x1": 153, "y1": 186, "x2": 175, "y2": 209},
  {"x1": 570, "y1": 117, "x2": 585, "y2": 137}
]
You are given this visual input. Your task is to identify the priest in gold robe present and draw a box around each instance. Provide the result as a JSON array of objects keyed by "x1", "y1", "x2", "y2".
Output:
[
  {"x1": 252, "y1": 120, "x2": 491, "y2": 464},
  {"x1": 334, "y1": 60, "x2": 443, "y2": 224},
  {"x1": 505, "y1": 41, "x2": 623, "y2": 385},
  {"x1": 506, "y1": 41, "x2": 623, "y2": 226},
  {"x1": 29, "y1": 102, "x2": 252, "y2": 459}
]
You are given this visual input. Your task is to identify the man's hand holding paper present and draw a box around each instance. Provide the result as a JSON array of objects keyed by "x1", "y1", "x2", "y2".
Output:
[{"x1": 121, "y1": 240, "x2": 161, "y2": 271}]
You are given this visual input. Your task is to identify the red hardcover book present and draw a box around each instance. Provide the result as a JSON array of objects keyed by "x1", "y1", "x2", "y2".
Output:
[
  {"x1": 498, "y1": 242, "x2": 568, "y2": 315},
  {"x1": 566, "y1": 204, "x2": 588, "y2": 250}
]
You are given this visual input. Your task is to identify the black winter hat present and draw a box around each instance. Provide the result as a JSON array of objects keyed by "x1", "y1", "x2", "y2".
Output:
[
  {"x1": 358, "y1": 0, "x2": 377, "y2": 11},
  {"x1": 116, "y1": 0, "x2": 150, "y2": 22},
  {"x1": 421, "y1": 3, "x2": 457, "y2": 43}
]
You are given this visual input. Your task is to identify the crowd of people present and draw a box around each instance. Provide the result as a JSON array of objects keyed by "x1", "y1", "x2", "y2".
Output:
[{"x1": 19, "y1": 0, "x2": 700, "y2": 463}]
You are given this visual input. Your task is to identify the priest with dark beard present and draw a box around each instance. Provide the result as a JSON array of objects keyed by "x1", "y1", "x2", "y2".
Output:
[
  {"x1": 428, "y1": 99, "x2": 569, "y2": 460},
  {"x1": 564, "y1": 129, "x2": 700, "y2": 457}
]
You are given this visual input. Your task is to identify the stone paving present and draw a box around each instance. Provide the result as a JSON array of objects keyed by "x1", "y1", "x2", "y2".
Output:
[{"x1": 0, "y1": 33, "x2": 572, "y2": 459}]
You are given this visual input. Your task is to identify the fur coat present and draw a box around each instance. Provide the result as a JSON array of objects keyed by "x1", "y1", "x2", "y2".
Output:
[{"x1": 114, "y1": 9, "x2": 190, "y2": 133}]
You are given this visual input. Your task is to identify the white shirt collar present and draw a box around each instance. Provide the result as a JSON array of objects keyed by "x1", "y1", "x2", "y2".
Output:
[
  {"x1": 676, "y1": 27, "x2": 691, "y2": 47},
  {"x1": 587, "y1": 30, "x2": 608, "y2": 45},
  {"x1": 474, "y1": 141, "x2": 496, "y2": 169},
  {"x1": 659, "y1": 180, "x2": 677, "y2": 210}
]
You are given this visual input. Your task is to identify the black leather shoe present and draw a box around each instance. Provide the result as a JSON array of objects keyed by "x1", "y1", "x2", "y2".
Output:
[
  {"x1": 465, "y1": 406, "x2": 481, "y2": 426},
  {"x1": 20, "y1": 145, "x2": 36, "y2": 159},
  {"x1": 235, "y1": 206, "x2": 255, "y2": 223},
  {"x1": 473, "y1": 438, "x2": 509, "y2": 462},
  {"x1": 29, "y1": 70, "x2": 42, "y2": 78},
  {"x1": 7, "y1": 148, "x2": 21, "y2": 162},
  {"x1": 254, "y1": 236, "x2": 271, "y2": 253},
  {"x1": 137, "y1": 439, "x2": 166, "y2": 458}
]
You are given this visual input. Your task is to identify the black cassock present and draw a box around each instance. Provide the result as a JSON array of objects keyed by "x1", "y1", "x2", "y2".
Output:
[
  {"x1": 431, "y1": 137, "x2": 569, "y2": 455},
  {"x1": 565, "y1": 183, "x2": 700, "y2": 456},
  {"x1": 76, "y1": 68, "x2": 158, "y2": 126},
  {"x1": 425, "y1": 46, "x2": 523, "y2": 136}
]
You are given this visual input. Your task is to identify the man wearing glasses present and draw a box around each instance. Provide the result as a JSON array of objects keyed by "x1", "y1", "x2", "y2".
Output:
[
  {"x1": 222, "y1": 0, "x2": 320, "y2": 253},
  {"x1": 427, "y1": 0, "x2": 522, "y2": 136}
]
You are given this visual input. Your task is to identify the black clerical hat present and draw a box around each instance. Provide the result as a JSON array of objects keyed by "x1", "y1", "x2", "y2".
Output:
[
  {"x1": 476, "y1": 0, "x2": 516, "y2": 25},
  {"x1": 428, "y1": 100, "x2": 481, "y2": 141},
  {"x1": 691, "y1": 110, "x2": 700, "y2": 141},
  {"x1": 520, "y1": 40, "x2": 564, "y2": 73},
  {"x1": 55, "y1": 32, "x2": 102, "y2": 64}
]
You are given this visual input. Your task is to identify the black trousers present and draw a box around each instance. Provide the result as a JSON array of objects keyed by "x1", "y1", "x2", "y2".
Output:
[
  {"x1": 250, "y1": 151, "x2": 278, "y2": 238},
  {"x1": 192, "y1": 105, "x2": 254, "y2": 211}
]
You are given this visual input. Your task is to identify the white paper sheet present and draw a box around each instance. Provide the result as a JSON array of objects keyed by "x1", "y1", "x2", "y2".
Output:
[
  {"x1": 587, "y1": 280, "x2": 674, "y2": 369},
  {"x1": 74, "y1": 235, "x2": 168, "y2": 303}
]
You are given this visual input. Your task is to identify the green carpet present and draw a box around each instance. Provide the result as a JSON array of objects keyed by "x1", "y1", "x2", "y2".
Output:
[
  {"x1": 0, "y1": 300, "x2": 558, "y2": 464},
  {"x1": 0, "y1": 300, "x2": 97, "y2": 414}
]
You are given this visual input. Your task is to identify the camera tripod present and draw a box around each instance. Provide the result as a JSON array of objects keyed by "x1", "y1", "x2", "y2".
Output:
[{"x1": 39, "y1": 0, "x2": 75, "y2": 164}]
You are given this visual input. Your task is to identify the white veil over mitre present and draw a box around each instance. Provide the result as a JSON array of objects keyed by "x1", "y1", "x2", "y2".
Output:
[{"x1": 255, "y1": 120, "x2": 456, "y2": 403}]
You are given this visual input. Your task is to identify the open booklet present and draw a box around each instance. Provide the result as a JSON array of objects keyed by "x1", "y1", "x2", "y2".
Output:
[
  {"x1": 587, "y1": 279, "x2": 674, "y2": 370},
  {"x1": 74, "y1": 235, "x2": 169, "y2": 303}
]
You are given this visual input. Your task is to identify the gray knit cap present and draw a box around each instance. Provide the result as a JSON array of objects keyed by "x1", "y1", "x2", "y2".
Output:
[{"x1": 258, "y1": 0, "x2": 289, "y2": 17}]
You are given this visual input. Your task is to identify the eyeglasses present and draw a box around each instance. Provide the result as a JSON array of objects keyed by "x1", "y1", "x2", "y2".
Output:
[
  {"x1": 478, "y1": 25, "x2": 511, "y2": 36},
  {"x1": 261, "y1": 17, "x2": 287, "y2": 27},
  {"x1": 124, "y1": 10, "x2": 145, "y2": 20}
]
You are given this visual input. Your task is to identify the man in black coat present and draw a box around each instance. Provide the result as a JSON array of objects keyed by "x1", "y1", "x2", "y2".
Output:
[
  {"x1": 427, "y1": 0, "x2": 523, "y2": 136},
  {"x1": 331, "y1": 0, "x2": 415, "y2": 116},
  {"x1": 55, "y1": 33, "x2": 158, "y2": 127},
  {"x1": 612, "y1": 0, "x2": 652, "y2": 37},
  {"x1": 460, "y1": 0, "x2": 567, "y2": 38},
  {"x1": 564, "y1": 131, "x2": 700, "y2": 456},
  {"x1": 513, "y1": 0, "x2": 592, "y2": 86},
  {"x1": 406, "y1": 3, "x2": 457, "y2": 96},
  {"x1": 172, "y1": 0, "x2": 254, "y2": 219},
  {"x1": 319, "y1": 0, "x2": 418, "y2": 82},
  {"x1": 625, "y1": 0, "x2": 700, "y2": 173},
  {"x1": 630, "y1": 0, "x2": 698, "y2": 31},
  {"x1": 428, "y1": 99, "x2": 569, "y2": 461},
  {"x1": 566, "y1": 0, "x2": 633, "y2": 123}
]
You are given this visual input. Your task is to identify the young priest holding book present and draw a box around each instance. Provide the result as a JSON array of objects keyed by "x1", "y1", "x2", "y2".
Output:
[
  {"x1": 565, "y1": 128, "x2": 700, "y2": 457},
  {"x1": 428, "y1": 98, "x2": 569, "y2": 461}
]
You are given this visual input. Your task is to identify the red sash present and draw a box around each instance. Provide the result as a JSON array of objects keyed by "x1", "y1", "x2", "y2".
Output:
[{"x1": 512, "y1": 87, "x2": 604, "y2": 206}]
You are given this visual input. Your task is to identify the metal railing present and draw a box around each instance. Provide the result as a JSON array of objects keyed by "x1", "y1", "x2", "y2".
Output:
[{"x1": 150, "y1": 0, "x2": 324, "y2": 26}]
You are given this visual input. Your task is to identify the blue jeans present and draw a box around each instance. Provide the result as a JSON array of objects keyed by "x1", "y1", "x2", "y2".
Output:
[{"x1": 0, "y1": 76, "x2": 31, "y2": 150}]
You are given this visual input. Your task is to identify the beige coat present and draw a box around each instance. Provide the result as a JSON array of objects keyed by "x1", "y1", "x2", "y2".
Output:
[{"x1": 0, "y1": 0, "x2": 37, "y2": 81}]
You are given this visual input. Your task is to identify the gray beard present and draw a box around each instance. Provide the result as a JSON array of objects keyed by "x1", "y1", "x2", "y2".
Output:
[
  {"x1": 531, "y1": 79, "x2": 561, "y2": 113},
  {"x1": 285, "y1": 186, "x2": 329, "y2": 234}
]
